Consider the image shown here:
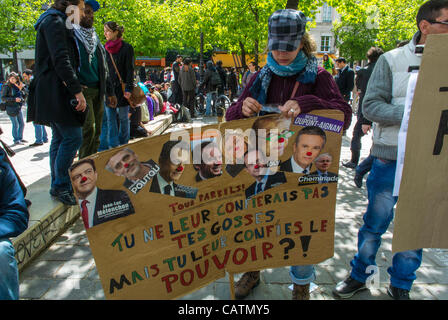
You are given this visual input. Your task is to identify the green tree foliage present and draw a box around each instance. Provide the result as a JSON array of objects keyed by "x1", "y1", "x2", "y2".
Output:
[
  {"x1": 0, "y1": 0, "x2": 47, "y2": 69},
  {"x1": 332, "y1": 0, "x2": 426, "y2": 62}
]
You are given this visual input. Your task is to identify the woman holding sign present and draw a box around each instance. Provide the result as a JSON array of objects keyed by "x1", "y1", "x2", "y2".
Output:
[{"x1": 225, "y1": 9, "x2": 351, "y2": 300}]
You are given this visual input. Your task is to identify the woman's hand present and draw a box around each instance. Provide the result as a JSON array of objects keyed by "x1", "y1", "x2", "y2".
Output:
[
  {"x1": 279, "y1": 100, "x2": 301, "y2": 119},
  {"x1": 124, "y1": 91, "x2": 131, "y2": 100},
  {"x1": 74, "y1": 92, "x2": 87, "y2": 112},
  {"x1": 15, "y1": 97, "x2": 22, "y2": 103},
  {"x1": 242, "y1": 97, "x2": 261, "y2": 117}
]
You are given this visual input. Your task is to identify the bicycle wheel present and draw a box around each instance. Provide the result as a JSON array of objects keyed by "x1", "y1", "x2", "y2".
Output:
[
  {"x1": 214, "y1": 95, "x2": 231, "y2": 117},
  {"x1": 195, "y1": 94, "x2": 206, "y2": 116}
]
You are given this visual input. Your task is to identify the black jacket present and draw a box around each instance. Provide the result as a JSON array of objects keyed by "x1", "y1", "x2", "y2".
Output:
[
  {"x1": 27, "y1": 9, "x2": 83, "y2": 126},
  {"x1": 355, "y1": 62, "x2": 377, "y2": 125},
  {"x1": 335, "y1": 65, "x2": 355, "y2": 98},
  {"x1": 1, "y1": 84, "x2": 23, "y2": 116},
  {"x1": 105, "y1": 41, "x2": 135, "y2": 108}
]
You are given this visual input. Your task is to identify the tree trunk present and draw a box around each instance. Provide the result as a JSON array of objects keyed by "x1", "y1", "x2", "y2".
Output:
[
  {"x1": 254, "y1": 39, "x2": 259, "y2": 67},
  {"x1": 285, "y1": 0, "x2": 299, "y2": 10},
  {"x1": 12, "y1": 49, "x2": 19, "y2": 73},
  {"x1": 200, "y1": 31, "x2": 204, "y2": 81},
  {"x1": 239, "y1": 41, "x2": 247, "y2": 69}
]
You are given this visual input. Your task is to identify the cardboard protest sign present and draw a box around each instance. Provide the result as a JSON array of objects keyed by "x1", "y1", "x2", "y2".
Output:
[
  {"x1": 70, "y1": 110, "x2": 344, "y2": 299},
  {"x1": 392, "y1": 34, "x2": 448, "y2": 253}
]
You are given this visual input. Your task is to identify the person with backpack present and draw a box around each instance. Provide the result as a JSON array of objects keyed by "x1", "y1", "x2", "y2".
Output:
[
  {"x1": 1, "y1": 72, "x2": 26, "y2": 146},
  {"x1": 200, "y1": 60, "x2": 221, "y2": 116}
]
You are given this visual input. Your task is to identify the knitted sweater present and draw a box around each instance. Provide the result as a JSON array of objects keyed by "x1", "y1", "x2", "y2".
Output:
[
  {"x1": 363, "y1": 32, "x2": 422, "y2": 160},
  {"x1": 225, "y1": 66, "x2": 352, "y2": 130}
]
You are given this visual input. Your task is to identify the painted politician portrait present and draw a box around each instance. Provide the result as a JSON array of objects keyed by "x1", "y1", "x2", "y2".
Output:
[
  {"x1": 69, "y1": 159, "x2": 135, "y2": 230},
  {"x1": 244, "y1": 148, "x2": 287, "y2": 200},
  {"x1": 299, "y1": 152, "x2": 338, "y2": 185},
  {"x1": 150, "y1": 140, "x2": 198, "y2": 199},
  {"x1": 280, "y1": 126, "x2": 327, "y2": 174},
  {"x1": 106, "y1": 148, "x2": 160, "y2": 194},
  {"x1": 193, "y1": 140, "x2": 223, "y2": 182}
]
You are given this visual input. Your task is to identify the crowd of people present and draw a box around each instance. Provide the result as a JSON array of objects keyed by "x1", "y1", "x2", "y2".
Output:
[{"x1": 1, "y1": 0, "x2": 448, "y2": 301}]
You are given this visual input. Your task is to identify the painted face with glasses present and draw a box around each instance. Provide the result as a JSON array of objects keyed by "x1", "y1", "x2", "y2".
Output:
[{"x1": 253, "y1": 115, "x2": 292, "y2": 158}]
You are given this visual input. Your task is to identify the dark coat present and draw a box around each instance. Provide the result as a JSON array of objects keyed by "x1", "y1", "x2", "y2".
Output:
[
  {"x1": 245, "y1": 171, "x2": 286, "y2": 199},
  {"x1": 91, "y1": 188, "x2": 135, "y2": 228},
  {"x1": 335, "y1": 65, "x2": 355, "y2": 98},
  {"x1": 105, "y1": 41, "x2": 135, "y2": 108},
  {"x1": 27, "y1": 9, "x2": 83, "y2": 127},
  {"x1": 354, "y1": 62, "x2": 376, "y2": 126},
  {"x1": 1, "y1": 84, "x2": 23, "y2": 117},
  {"x1": 279, "y1": 158, "x2": 313, "y2": 173}
]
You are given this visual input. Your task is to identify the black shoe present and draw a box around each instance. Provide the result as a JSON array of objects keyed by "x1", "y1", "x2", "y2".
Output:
[
  {"x1": 354, "y1": 173, "x2": 363, "y2": 188},
  {"x1": 343, "y1": 161, "x2": 357, "y2": 169},
  {"x1": 387, "y1": 285, "x2": 410, "y2": 300},
  {"x1": 333, "y1": 276, "x2": 367, "y2": 299},
  {"x1": 29, "y1": 142, "x2": 44, "y2": 147},
  {"x1": 54, "y1": 190, "x2": 77, "y2": 206},
  {"x1": 50, "y1": 188, "x2": 58, "y2": 197},
  {"x1": 25, "y1": 199, "x2": 32, "y2": 208}
]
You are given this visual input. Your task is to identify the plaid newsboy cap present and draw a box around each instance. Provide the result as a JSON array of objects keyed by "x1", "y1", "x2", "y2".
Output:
[{"x1": 268, "y1": 9, "x2": 307, "y2": 52}]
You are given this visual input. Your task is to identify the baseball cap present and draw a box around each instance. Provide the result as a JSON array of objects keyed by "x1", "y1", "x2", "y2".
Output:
[
  {"x1": 85, "y1": 0, "x2": 100, "y2": 12},
  {"x1": 268, "y1": 9, "x2": 307, "y2": 52}
]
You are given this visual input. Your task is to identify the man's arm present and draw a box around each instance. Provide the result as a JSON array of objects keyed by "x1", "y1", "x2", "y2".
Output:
[
  {"x1": 363, "y1": 55, "x2": 404, "y2": 125},
  {"x1": 0, "y1": 152, "x2": 29, "y2": 239}
]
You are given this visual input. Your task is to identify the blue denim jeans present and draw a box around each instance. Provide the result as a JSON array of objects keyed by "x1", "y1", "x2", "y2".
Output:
[
  {"x1": 9, "y1": 110, "x2": 24, "y2": 143},
  {"x1": 49, "y1": 123, "x2": 82, "y2": 192},
  {"x1": 33, "y1": 122, "x2": 48, "y2": 144},
  {"x1": 101, "y1": 105, "x2": 130, "y2": 149},
  {"x1": 205, "y1": 92, "x2": 213, "y2": 116},
  {"x1": 356, "y1": 154, "x2": 374, "y2": 177},
  {"x1": 0, "y1": 239, "x2": 19, "y2": 300},
  {"x1": 350, "y1": 157, "x2": 423, "y2": 291},
  {"x1": 290, "y1": 265, "x2": 315, "y2": 285}
]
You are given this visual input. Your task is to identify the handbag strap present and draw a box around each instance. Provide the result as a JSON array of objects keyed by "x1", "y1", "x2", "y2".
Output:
[
  {"x1": 290, "y1": 81, "x2": 300, "y2": 99},
  {"x1": 108, "y1": 51, "x2": 124, "y2": 86}
]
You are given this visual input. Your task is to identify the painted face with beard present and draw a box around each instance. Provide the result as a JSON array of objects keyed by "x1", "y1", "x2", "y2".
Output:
[{"x1": 80, "y1": 3, "x2": 94, "y2": 28}]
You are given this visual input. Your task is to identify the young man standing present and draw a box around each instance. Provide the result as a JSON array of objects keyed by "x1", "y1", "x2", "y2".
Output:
[
  {"x1": 333, "y1": 0, "x2": 448, "y2": 300},
  {"x1": 74, "y1": 0, "x2": 116, "y2": 159}
]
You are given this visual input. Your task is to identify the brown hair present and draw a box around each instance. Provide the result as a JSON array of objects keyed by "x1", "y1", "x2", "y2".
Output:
[
  {"x1": 301, "y1": 33, "x2": 317, "y2": 58},
  {"x1": 104, "y1": 21, "x2": 125, "y2": 38}
]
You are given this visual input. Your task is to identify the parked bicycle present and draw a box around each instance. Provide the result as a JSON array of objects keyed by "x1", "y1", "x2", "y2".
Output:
[{"x1": 195, "y1": 90, "x2": 231, "y2": 117}]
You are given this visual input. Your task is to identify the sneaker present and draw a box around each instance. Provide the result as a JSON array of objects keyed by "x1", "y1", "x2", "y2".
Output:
[
  {"x1": 292, "y1": 283, "x2": 310, "y2": 300},
  {"x1": 234, "y1": 271, "x2": 260, "y2": 299},
  {"x1": 21, "y1": 139, "x2": 28, "y2": 143},
  {"x1": 387, "y1": 285, "x2": 410, "y2": 300},
  {"x1": 29, "y1": 142, "x2": 44, "y2": 147},
  {"x1": 54, "y1": 190, "x2": 77, "y2": 206},
  {"x1": 342, "y1": 161, "x2": 357, "y2": 169},
  {"x1": 332, "y1": 276, "x2": 367, "y2": 299},
  {"x1": 354, "y1": 173, "x2": 363, "y2": 188}
]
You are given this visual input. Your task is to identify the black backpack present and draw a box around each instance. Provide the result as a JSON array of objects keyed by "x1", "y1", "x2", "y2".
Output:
[{"x1": 210, "y1": 71, "x2": 222, "y2": 86}]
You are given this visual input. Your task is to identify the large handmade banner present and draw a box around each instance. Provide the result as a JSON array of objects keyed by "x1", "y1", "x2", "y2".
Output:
[
  {"x1": 393, "y1": 34, "x2": 448, "y2": 253},
  {"x1": 70, "y1": 110, "x2": 344, "y2": 299}
]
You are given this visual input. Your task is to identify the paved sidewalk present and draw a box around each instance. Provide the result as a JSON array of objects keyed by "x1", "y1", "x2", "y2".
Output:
[{"x1": 2, "y1": 109, "x2": 447, "y2": 300}]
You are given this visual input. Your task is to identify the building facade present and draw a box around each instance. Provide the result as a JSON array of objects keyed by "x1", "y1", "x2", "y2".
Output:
[{"x1": 309, "y1": 3, "x2": 340, "y2": 63}]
